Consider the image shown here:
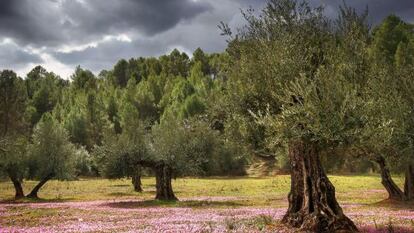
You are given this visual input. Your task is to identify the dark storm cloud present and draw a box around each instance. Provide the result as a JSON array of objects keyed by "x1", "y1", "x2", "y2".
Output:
[
  {"x1": 60, "y1": 0, "x2": 213, "y2": 39},
  {"x1": 0, "y1": 0, "x2": 212, "y2": 46},
  {"x1": 1, "y1": 0, "x2": 414, "y2": 78},
  {"x1": 0, "y1": 0, "x2": 412, "y2": 48},
  {"x1": 52, "y1": 0, "x2": 250, "y2": 72},
  {"x1": 0, "y1": 0, "x2": 62, "y2": 46},
  {"x1": 240, "y1": 0, "x2": 414, "y2": 24},
  {"x1": 49, "y1": 0, "x2": 414, "y2": 76},
  {"x1": 311, "y1": 0, "x2": 414, "y2": 24}
]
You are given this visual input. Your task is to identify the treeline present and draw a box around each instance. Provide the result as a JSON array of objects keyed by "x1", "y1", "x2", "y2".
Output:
[
  {"x1": 1, "y1": 0, "x2": 414, "y2": 231},
  {"x1": 0, "y1": 48, "x2": 246, "y2": 199}
]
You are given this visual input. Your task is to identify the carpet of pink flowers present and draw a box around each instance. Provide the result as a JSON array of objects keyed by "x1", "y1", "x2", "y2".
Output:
[{"x1": 1, "y1": 196, "x2": 413, "y2": 233}]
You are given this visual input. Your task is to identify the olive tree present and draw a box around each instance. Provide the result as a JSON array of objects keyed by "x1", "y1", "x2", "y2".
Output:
[
  {"x1": 223, "y1": 1, "x2": 371, "y2": 231},
  {"x1": 95, "y1": 131, "x2": 147, "y2": 192},
  {"x1": 95, "y1": 102, "x2": 148, "y2": 192},
  {"x1": 355, "y1": 70, "x2": 409, "y2": 201},
  {"x1": 361, "y1": 15, "x2": 414, "y2": 201},
  {"x1": 0, "y1": 70, "x2": 28, "y2": 199},
  {"x1": 95, "y1": 115, "x2": 222, "y2": 201},
  {"x1": 0, "y1": 136, "x2": 27, "y2": 199},
  {"x1": 149, "y1": 117, "x2": 219, "y2": 200},
  {"x1": 26, "y1": 114, "x2": 76, "y2": 198}
]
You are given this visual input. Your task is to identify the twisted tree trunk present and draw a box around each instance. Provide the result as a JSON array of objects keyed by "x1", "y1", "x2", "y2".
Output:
[
  {"x1": 154, "y1": 163, "x2": 177, "y2": 201},
  {"x1": 132, "y1": 167, "x2": 143, "y2": 192},
  {"x1": 7, "y1": 169, "x2": 24, "y2": 199},
  {"x1": 282, "y1": 141, "x2": 358, "y2": 233},
  {"x1": 374, "y1": 155, "x2": 405, "y2": 201},
  {"x1": 404, "y1": 164, "x2": 414, "y2": 201},
  {"x1": 26, "y1": 173, "x2": 54, "y2": 199}
]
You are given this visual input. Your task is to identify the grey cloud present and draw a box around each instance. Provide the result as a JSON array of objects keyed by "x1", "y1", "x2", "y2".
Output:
[
  {"x1": 310, "y1": 0, "x2": 414, "y2": 24},
  {"x1": 52, "y1": 0, "x2": 253, "y2": 73},
  {"x1": 53, "y1": 39, "x2": 166, "y2": 72},
  {"x1": 0, "y1": 42, "x2": 43, "y2": 69},
  {"x1": 60, "y1": 0, "x2": 213, "y2": 38},
  {"x1": 52, "y1": 0, "x2": 414, "y2": 76},
  {"x1": 0, "y1": 0, "x2": 212, "y2": 47},
  {"x1": 0, "y1": 0, "x2": 63, "y2": 46},
  {"x1": 349, "y1": 0, "x2": 414, "y2": 23}
]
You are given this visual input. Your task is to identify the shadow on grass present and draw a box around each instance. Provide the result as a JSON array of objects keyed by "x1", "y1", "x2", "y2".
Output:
[
  {"x1": 370, "y1": 199, "x2": 414, "y2": 210},
  {"x1": 103, "y1": 199, "x2": 245, "y2": 209},
  {"x1": 188, "y1": 176, "x2": 283, "y2": 180},
  {"x1": 359, "y1": 225, "x2": 414, "y2": 233},
  {"x1": 109, "y1": 184, "x2": 130, "y2": 187},
  {"x1": 0, "y1": 197, "x2": 75, "y2": 204},
  {"x1": 108, "y1": 192, "x2": 138, "y2": 196}
]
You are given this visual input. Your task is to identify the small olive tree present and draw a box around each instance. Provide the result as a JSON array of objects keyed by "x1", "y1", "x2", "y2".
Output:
[
  {"x1": 0, "y1": 70, "x2": 28, "y2": 199},
  {"x1": 0, "y1": 136, "x2": 28, "y2": 199},
  {"x1": 95, "y1": 129, "x2": 148, "y2": 192},
  {"x1": 356, "y1": 72, "x2": 409, "y2": 201},
  {"x1": 95, "y1": 116, "x2": 223, "y2": 201},
  {"x1": 359, "y1": 15, "x2": 414, "y2": 201},
  {"x1": 26, "y1": 114, "x2": 76, "y2": 198},
  {"x1": 95, "y1": 102, "x2": 147, "y2": 192},
  {"x1": 149, "y1": 117, "x2": 219, "y2": 200}
]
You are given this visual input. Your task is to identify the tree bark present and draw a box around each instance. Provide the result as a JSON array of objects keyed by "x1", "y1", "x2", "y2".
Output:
[
  {"x1": 154, "y1": 163, "x2": 177, "y2": 201},
  {"x1": 374, "y1": 155, "x2": 405, "y2": 201},
  {"x1": 26, "y1": 173, "x2": 54, "y2": 199},
  {"x1": 404, "y1": 164, "x2": 414, "y2": 201},
  {"x1": 282, "y1": 140, "x2": 358, "y2": 233},
  {"x1": 7, "y1": 169, "x2": 24, "y2": 199},
  {"x1": 132, "y1": 167, "x2": 143, "y2": 192}
]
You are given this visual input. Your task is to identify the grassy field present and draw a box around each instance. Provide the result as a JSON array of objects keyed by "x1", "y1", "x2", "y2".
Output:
[{"x1": 0, "y1": 175, "x2": 413, "y2": 232}]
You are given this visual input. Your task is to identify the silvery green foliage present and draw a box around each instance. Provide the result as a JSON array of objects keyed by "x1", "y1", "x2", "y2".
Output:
[
  {"x1": 228, "y1": 0, "x2": 374, "y2": 153},
  {"x1": 150, "y1": 117, "x2": 221, "y2": 176},
  {"x1": 0, "y1": 70, "x2": 29, "y2": 180},
  {"x1": 28, "y1": 113, "x2": 76, "y2": 180},
  {"x1": 74, "y1": 146, "x2": 94, "y2": 176},
  {"x1": 0, "y1": 135, "x2": 27, "y2": 179},
  {"x1": 94, "y1": 103, "x2": 149, "y2": 178}
]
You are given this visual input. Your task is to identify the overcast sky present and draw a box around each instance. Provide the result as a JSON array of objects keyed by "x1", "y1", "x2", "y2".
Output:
[{"x1": 0, "y1": 0, "x2": 413, "y2": 79}]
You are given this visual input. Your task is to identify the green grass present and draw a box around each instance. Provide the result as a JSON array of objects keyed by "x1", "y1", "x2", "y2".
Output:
[
  {"x1": 0, "y1": 174, "x2": 404, "y2": 205},
  {"x1": 2, "y1": 207, "x2": 75, "y2": 227}
]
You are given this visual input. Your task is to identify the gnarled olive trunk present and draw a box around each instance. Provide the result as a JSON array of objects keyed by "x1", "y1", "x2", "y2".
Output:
[
  {"x1": 404, "y1": 164, "x2": 414, "y2": 201},
  {"x1": 282, "y1": 141, "x2": 358, "y2": 233},
  {"x1": 7, "y1": 169, "x2": 24, "y2": 199},
  {"x1": 154, "y1": 163, "x2": 177, "y2": 201},
  {"x1": 26, "y1": 173, "x2": 54, "y2": 199},
  {"x1": 132, "y1": 167, "x2": 143, "y2": 192},
  {"x1": 374, "y1": 155, "x2": 405, "y2": 201}
]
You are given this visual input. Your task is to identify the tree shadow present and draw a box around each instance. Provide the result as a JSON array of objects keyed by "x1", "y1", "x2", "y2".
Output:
[
  {"x1": 369, "y1": 199, "x2": 414, "y2": 210},
  {"x1": 109, "y1": 184, "x2": 130, "y2": 187},
  {"x1": 359, "y1": 225, "x2": 414, "y2": 233},
  {"x1": 190, "y1": 176, "x2": 279, "y2": 180},
  {"x1": 103, "y1": 199, "x2": 245, "y2": 209},
  {"x1": 108, "y1": 192, "x2": 137, "y2": 197},
  {"x1": 0, "y1": 197, "x2": 75, "y2": 204},
  {"x1": 104, "y1": 190, "x2": 155, "y2": 197}
]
